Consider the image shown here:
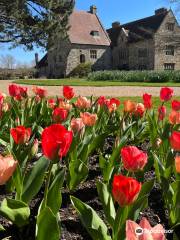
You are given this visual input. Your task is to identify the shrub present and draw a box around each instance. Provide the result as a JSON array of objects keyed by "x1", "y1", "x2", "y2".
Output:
[
  {"x1": 0, "y1": 68, "x2": 36, "y2": 80},
  {"x1": 87, "y1": 70, "x2": 180, "y2": 83},
  {"x1": 69, "y1": 63, "x2": 92, "y2": 78}
]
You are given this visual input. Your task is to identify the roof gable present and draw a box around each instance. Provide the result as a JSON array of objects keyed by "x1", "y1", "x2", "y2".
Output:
[
  {"x1": 107, "y1": 10, "x2": 169, "y2": 45},
  {"x1": 68, "y1": 10, "x2": 110, "y2": 46}
]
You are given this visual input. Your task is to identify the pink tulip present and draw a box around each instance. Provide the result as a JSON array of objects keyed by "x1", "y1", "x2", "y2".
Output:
[
  {"x1": 126, "y1": 217, "x2": 166, "y2": 240},
  {"x1": 71, "y1": 118, "x2": 85, "y2": 134},
  {"x1": 0, "y1": 155, "x2": 17, "y2": 185}
]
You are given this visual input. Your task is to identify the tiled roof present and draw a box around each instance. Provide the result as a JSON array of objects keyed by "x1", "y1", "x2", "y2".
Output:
[
  {"x1": 107, "y1": 11, "x2": 169, "y2": 46},
  {"x1": 68, "y1": 10, "x2": 110, "y2": 46}
]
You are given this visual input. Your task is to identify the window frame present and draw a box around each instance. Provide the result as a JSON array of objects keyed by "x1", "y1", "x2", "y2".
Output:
[
  {"x1": 165, "y1": 45, "x2": 174, "y2": 56},
  {"x1": 164, "y1": 63, "x2": 175, "y2": 70},
  {"x1": 90, "y1": 50, "x2": 97, "y2": 59}
]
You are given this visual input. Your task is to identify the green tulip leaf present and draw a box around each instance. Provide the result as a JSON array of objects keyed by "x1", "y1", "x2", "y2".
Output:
[
  {"x1": 36, "y1": 207, "x2": 60, "y2": 240},
  {"x1": 0, "y1": 198, "x2": 30, "y2": 227},
  {"x1": 71, "y1": 196, "x2": 112, "y2": 240},
  {"x1": 22, "y1": 156, "x2": 49, "y2": 203},
  {"x1": 96, "y1": 181, "x2": 116, "y2": 227}
]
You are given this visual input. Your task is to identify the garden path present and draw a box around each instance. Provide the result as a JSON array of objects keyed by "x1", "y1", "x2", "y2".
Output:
[{"x1": 0, "y1": 80, "x2": 180, "y2": 97}]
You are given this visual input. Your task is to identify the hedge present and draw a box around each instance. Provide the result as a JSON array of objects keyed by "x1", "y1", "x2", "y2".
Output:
[
  {"x1": 87, "y1": 70, "x2": 180, "y2": 83},
  {"x1": 0, "y1": 68, "x2": 36, "y2": 80}
]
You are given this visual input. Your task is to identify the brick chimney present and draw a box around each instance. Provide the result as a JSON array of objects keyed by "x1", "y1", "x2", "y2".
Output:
[
  {"x1": 112, "y1": 21, "x2": 120, "y2": 28},
  {"x1": 90, "y1": 5, "x2": 97, "y2": 14},
  {"x1": 155, "y1": 8, "x2": 167, "y2": 15},
  {"x1": 35, "y1": 53, "x2": 38, "y2": 68}
]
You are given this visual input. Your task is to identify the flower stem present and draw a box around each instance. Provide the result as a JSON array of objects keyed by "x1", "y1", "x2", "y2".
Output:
[{"x1": 44, "y1": 161, "x2": 53, "y2": 206}]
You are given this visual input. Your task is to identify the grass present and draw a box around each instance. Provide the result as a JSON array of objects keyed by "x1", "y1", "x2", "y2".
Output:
[{"x1": 13, "y1": 78, "x2": 180, "y2": 87}]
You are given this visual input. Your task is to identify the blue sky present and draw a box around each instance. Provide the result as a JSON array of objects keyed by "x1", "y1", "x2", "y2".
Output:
[{"x1": 0, "y1": 0, "x2": 178, "y2": 65}]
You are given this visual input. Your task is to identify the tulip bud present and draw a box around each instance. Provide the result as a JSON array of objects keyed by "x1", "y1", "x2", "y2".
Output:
[{"x1": 31, "y1": 139, "x2": 39, "y2": 157}]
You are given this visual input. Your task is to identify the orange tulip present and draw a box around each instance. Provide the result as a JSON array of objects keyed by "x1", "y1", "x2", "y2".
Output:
[
  {"x1": 175, "y1": 156, "x2": 180, "y2": 173},
  {"x1": 169, "y1": 111, "x2": 180, "y2": 125},
  {"x1": 75, "y1": 96, "x2": 91, "y2": 109},
  {"x1": 124, "y1": 100, "x2": 136, "y2": 113},
  {"x1": 80, "y1": 112, "x2": 97, "y2": 126},
  {"x1": 134, "y1": 103, "x2": 145, "y2": 117},
  {"x1": 0, "y1": 155, "x2": 17, "y2": 185}
]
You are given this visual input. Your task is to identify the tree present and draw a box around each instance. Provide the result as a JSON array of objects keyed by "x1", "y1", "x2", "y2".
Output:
[
  {"x1": 0, "y1": 0, "x2": 75, "y2": 50},
  {"x1": 0, "y1": 54, "x2": 16, "y2": 69}
]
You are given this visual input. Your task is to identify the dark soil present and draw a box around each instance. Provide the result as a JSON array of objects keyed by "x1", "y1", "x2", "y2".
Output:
[{"x1": 0, "y1": 139, "x2": 179, "y2": 240}]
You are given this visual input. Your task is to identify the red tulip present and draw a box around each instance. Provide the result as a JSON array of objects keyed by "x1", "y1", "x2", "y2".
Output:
[
  {"x1": 134, "y1": 103, "x2": 145, "y2": 117},
  {"x1": 48, "y1": 98, "x2": 56, "y2": 109},
  {"x1": 10, "y1": 126, "x2": 32, "y2": 144},
  {"x1": 71, "y1": 118, "x2": 85, "y2": 134},
  {"x1": 32, "y1": 86, "x2": 47, "y2": 98},
  {"x1": 0, "y1": 155, "x2": 17, "y2": 185},
  {"x1": 112, "y1": 174, "x2": 141, "y2": 207},
  {"x1": 143, "y1": 93, "x2": 152, "y2": 109},
  {"x1": 170, "y1": 131, "x2": 180, "y2": 151},
  {"x1": 160, "y1": 87, "x2": 173, "y2": 102},
  {"x1": 63, "y1": 86, "x2": 74, "y2": 100},
  {"x1": 52, "y1": 107, "x2": 68, "y2": 123},
  {"x1": 80, "y1": 112, "x2": 97, "y2": 126},
  {"x1": 158, "y1": 106, "x2": 166, "y2": 121},
  {"x1": 41, "y1": 124, "x2": 73, "y2": 161},
  {"x1": 172, "y1": 100, "x2": 180, "y2": 111},
  {"x1": 97, "y1": 96, "x2": 107, "y2": 106},
  {"x1": 19, "y1": 86, "x2": 28, "y2": 98},
  {"x1": 9, "y1": 84, "x2": 20, "y2": 97},
  {"x1": 121, "y1": 146, "x2": 148, "y2": 172},
  {"x1": 106, "y1": 98, "x2": 120, "y2": 112}
]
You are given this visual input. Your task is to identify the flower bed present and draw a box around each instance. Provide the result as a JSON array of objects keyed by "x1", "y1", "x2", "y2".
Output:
[{"x1": 0, "y1": 84, "x2": 179, "y2": 240}]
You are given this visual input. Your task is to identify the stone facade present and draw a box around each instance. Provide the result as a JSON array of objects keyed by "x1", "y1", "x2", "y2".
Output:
[
  {"x1": 46, "y1": 40, "x2": 111, "y2": 77},
  {"x1": 154, "y1": 11, "x2": 180, "y2": 70},
  {"x1": 109, "y1": 9, "x2": 180, "y2": 71}
]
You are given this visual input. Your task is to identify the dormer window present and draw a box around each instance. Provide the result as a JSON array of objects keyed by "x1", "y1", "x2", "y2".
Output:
[{"x1": 90, "y1": 30, "x2": 100, "y2": 37}]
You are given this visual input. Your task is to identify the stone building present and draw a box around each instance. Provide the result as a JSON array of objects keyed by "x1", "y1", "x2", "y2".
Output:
[
  {"x1": 37, "y1": 6, "x2": 111, "y2": 78},
  {"x1": 107, "y1": 8, "x2": 180, "y2": 71}
]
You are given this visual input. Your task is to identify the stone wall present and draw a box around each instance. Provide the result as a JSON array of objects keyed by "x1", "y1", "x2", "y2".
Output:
[
  {"x1": 66, "y1": 44, "x2": 111, "y2": 75},
  {"x1": 128, "y1": 39, "x2": 155, "y2": 70},
  {"x1": 154, "y1": 11, "x2": 180, "y2": 70},
  {"x1": 112, "y1": 38, "x2": 154, "y2": 70},
  {"x1": 47, "y1": 39, "x2": 71, "y2": 78},
  {"x1": 47, "y1": 41, "x2": 111, "y2": 77}
]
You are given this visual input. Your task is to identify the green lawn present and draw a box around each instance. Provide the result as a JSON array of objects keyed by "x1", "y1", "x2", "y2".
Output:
[{"x1": 14, "y1": 78, "x2": 180, "y2": 87}]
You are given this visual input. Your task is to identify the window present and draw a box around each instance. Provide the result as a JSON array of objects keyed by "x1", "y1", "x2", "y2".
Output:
[
  {"x1": 165, "y1": 45, "x2": 174, "y2": 56},
  {"x1": 90, "y1": 31, "x2": 100, "y2": 37},
  {"x1": 138, "y1": 65, "x2": 147, "y2": 70},
  {"x1": 166, "y1": 23, "x2": 175, "y2": 31},
  {"x1": 90, "y1": 50, "x2": 97, "y2": 59},
  {"x1": 164, "y1": 63, "x2": 175, "y2": 70},
  {"x1": 80, "y1": 54, "x2": 86, "y2": 63},
  {"x1": 138, "y1": 49, "x2": 148, "y2": 58}
]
